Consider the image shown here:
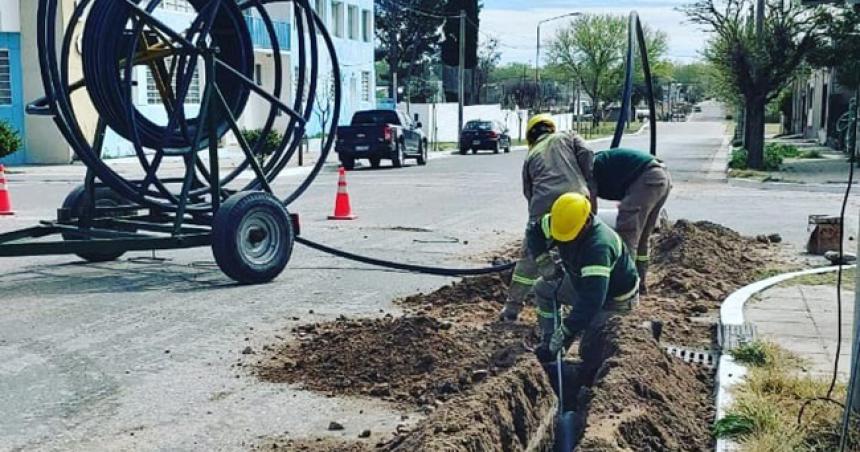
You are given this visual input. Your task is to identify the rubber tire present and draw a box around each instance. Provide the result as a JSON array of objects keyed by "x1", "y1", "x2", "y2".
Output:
[
  {"x1": 416, "y1": 142, "x2": 427, "y2": 166},
  {"x1": 392, "y1": 142, "x2": 403, "y2": 168},
  {"x1": 505, "y1": 146, "x2": 511, "y2": 153},
  {"x1": 61, "y1": 185, "x2": 131, "y2": 263},
  {"x1": 370, "y1": 157, "x2": 381, "y2": 169},
  {"x1": 340, "y1": 157, "x2": 355, "y2": 171},
  {"x1": 471, "y1": 148, "x2": 477, "y2": 154},
  {"x1": 212, "y1": 191, "x2": 294, "y2": 285},
  {"x1": 493, "y1": 142, "x2": 500, "y2": 154},
  {"x1": 459, "y1": 148, "x2": 467, "y2": 155}
]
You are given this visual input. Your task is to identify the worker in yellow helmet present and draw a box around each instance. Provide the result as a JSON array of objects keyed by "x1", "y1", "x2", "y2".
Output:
[
  {"x1": 500, "y1": 114, "x2": 596, "y2": 322},
  {"x1": 524, "y1": 193, "x2": 639, "y2": 375}
]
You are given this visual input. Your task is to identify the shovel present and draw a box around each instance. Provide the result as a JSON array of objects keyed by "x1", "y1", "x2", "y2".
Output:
[{"x1": 553, "y1": 286, "x2": 577, "y2": 451}]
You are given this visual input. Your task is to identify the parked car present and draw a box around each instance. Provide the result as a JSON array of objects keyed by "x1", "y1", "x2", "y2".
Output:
[
  {"x1": 459, "y1": 120, "x2": 512, "y2": 155},
  {"x1": 335, "y1": 109, "x2": 427, "y2": 169},
  {"x1": 693, "y1": 105, "x2": 702, "y2": 113}
]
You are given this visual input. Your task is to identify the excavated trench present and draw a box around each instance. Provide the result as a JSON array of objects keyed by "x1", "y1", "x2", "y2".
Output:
[{"x1": 248, "y1": 221, "x2": 781, "y2": 451}]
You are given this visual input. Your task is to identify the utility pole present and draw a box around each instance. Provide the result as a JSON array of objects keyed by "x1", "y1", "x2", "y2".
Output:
[
  {"x1": 392, "y1": 71, "x2": 398, "y2": 106},
  {"x1": 458, "y1": 9, "x2": 466, "y2": 143},
  {"x1": 850, "y1": 90, "x2": 860, "y2": 418}
]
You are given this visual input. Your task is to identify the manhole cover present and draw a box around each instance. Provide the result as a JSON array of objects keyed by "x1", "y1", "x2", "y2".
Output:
[{"x1": 664, "y1": 345, "x2": 719, "y2": 368}]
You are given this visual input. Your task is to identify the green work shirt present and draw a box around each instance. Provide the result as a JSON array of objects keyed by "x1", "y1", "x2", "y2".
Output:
[
  {"x1": 526, "y1": 217, "x2": 639, "y2": 332},
  {"x1": 593, "y1": 148, "x2": 657, "y2": 201}
]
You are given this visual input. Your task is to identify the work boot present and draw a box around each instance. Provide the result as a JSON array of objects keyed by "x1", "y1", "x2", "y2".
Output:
[
  {"x1": 637, "y1": 262, "x2": 649, "y2": 296},
  {"x1": 498, "y1": 301, "x2": 523, "y2": 322}
]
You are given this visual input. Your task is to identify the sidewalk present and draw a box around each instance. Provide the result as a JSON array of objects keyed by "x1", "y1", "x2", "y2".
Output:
[
  {"x1": 745, "y1": 276, "x2": 855, "y2": 379},
  {"x1": 729, "y1": 136, "x2": 854, "y2": 191}
]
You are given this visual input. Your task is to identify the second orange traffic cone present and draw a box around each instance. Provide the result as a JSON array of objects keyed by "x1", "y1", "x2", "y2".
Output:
[
  {"x1": 328, "y1": 166, "x2": 356, "y2": 220},
  {"x1": 0, "y1": 165, "x2": 15, "y2": 215}
]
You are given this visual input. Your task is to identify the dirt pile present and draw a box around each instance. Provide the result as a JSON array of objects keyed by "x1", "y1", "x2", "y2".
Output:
[
  {"x1": 253, "y1": 221, "x2": 782, "y2": 451},
  {"x1": 257, "y1": 315, "x2": 534, "y2": 407},
  {"x1": 382, "y1": 357, "x2": 555, "y2": 452},
  {"x1": 576, "y1": 316, "x2": 714, "y2": 451},
  {"x1": 398, "y1": 272, "x2": 512, "y2": 324},
  {"x1": 651, "y1": 220, "x2": 773, "y2": 307}
]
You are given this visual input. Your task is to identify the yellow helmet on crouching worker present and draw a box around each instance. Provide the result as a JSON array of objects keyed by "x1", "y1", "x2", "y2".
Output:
[
  {"x1": 526, "y1": 114, "x2": 557, "y2": 148},
  {"x1": 548, "y1": 193, "x2": 592, "y2": 242}
]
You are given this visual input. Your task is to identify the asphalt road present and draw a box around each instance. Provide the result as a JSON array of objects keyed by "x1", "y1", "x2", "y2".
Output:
[{"x1": 1, "y1": 100, "x2": 857, "y2": 450}]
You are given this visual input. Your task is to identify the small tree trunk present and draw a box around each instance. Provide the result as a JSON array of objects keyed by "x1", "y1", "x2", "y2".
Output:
[{"x1": 745, "y1": 96, "x2": 766, "y2": 169}]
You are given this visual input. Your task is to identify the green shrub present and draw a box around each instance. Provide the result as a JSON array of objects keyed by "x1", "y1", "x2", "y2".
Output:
[
  {"x1": 0, "y1": 121, "x2": 22, "y2": 159},
  {"x1": 730, "y1": 148, "x2": 749, "y2": 170},
  {"x1": 766, "y1": 142, "x2": 800, "y2": 159},
  {"x1": 763, "y1": 146, "x2": 784, "y2": 171},
  {"x1": 240, "y1": 128, "x2": 283, "y2": 161}
]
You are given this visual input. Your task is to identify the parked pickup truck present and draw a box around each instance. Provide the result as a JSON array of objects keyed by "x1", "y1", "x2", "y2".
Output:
[{"x1": 335, "y1": 109, "x2": 428, "y2": 170}]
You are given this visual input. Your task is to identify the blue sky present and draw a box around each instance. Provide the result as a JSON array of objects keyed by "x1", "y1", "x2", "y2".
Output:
[{"x1": 481, "y1": 0, "x2": 708, "y2": 64}]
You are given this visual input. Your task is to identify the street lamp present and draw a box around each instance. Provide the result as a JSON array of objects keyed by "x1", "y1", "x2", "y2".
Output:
[{"x1": 535, "y1": 12, "x2": 581, "y2": 110}]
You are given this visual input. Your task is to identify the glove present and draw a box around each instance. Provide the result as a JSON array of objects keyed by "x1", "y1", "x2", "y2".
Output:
[
  {"x1": 549, "y1": 324, "x2": 576, "y2": 356},
  {"x1": 536, "y1": 253, "x2": 562, "y2": 281}
]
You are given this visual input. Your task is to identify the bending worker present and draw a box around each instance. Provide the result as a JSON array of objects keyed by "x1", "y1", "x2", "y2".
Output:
[
  {"x1": 593, "y1": 147, "x2": 671, "y2": 294},
  {"x1": 500, "y1": 114, "x2": 596, "y2": 322},
  {"x1": 527, "y1": 193, "x2": 639, "y2": 379}
]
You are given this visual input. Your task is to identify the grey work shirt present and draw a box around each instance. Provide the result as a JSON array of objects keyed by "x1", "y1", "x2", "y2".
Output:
[{"x1": 522, "y1": 132, "x2": 596, "y2": 218}]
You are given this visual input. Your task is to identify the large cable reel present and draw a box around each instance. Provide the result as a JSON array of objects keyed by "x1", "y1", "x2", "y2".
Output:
[
  {"x1": 22, "y1": 0, "x2": 342, "y2": 283},
  {"x1": 31, "y1": 0, "x2": 341, "y2": 214}
]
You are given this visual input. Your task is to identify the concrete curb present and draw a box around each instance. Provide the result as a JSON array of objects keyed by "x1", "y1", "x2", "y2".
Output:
[
  {"x1": 728, "y1": 177, "x2": 854, "y2": 194},
  {"x1": 715, "y1": 264, "x2": 854, "y2": 452}
]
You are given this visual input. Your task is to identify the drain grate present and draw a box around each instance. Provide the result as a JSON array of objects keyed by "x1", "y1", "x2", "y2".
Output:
[{"x1": 664, "y1": 345, "x2": 719, "y2": 369}]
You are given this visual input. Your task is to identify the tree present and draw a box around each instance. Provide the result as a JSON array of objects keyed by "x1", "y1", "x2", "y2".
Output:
[
  {"x1": 546, "y1": 14, "x2": 669, "y2": 123},
  {"x1": 375, "y1": 0, "x2": 445, "y2": 100},
  {"x1": 474, "y1": 37, "x2": 501, "y2": 103},
  {"x1": 314, "y1": 72, "x2": 335, "y2": 150},
  {"x1": 682, "y1": 0, "x2": 824, "y2": 169},
  {"x1": 808, "y1": 7, "x2": 860, "y2": 91},
  {"x1": 441, "y1": 0, "x2": 480, "y2": 69}
]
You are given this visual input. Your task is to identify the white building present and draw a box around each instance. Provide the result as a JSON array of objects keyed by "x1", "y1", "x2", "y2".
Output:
[{"x1": 2, "y1": 0, "x2": 375, "y2": 164}]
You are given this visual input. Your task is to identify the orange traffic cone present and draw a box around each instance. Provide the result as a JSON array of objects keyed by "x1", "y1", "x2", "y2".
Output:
[
  {"x1": 328, "y1": 166, "x2": 356, "y2": 220},
  {"x1": 0, "y1": 165, "x2": 14, "y2": 216}
]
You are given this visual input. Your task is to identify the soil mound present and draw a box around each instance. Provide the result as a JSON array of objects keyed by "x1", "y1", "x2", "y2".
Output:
[
  {"x1": 257, "y1": 315, "x2": 534, "y2": 407},
  {"x1": 651, "y1": 220, "x2": 772, "y2": 307},
  {"x1": 577, "y1": 315, "x2": 714, "y2": 451},
  {"x1": 398, "y1": 273, "x2": 512, "y2": 323},
  {"x1": 383, "y1": 358, "x2": 555, "y2": 452}
]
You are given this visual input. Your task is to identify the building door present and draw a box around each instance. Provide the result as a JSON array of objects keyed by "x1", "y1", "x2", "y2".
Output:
[{"x1": 0, "y1": 33, "x2": 25, "y2": 165}]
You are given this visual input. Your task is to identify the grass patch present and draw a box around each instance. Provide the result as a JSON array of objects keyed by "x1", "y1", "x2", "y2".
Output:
[
  {"x1": 779, "y1": 271, "x2": 856, "y2": 291},
  {"x1": 716, "y1": 341, "x2": 858, "y2": 451}
]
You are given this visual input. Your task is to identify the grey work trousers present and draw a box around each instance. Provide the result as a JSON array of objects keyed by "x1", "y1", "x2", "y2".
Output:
[{"x1": 615, "y1": 164, "x2": 672, "y2": 263}]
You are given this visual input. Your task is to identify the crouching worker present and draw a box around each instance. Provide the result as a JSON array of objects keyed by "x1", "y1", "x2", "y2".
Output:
[
  {"x1": 499, "y1": 114, "x2": 596, "y2": 322},
  {"x1": 529, "y1": 193, "x2": 639, "y2": 383},
  {"x1": 593, "y1": 147, "x2": 671, "y2": 294}
]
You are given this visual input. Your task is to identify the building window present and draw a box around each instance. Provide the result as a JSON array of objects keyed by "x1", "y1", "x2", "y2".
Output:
[
  {"x1": 255, "y1": 64, "x2": 263, "y2": 86},
  {"x1": 348, "y1": 5, "x2": 359, "y2": 40},
  {"x1": 331, "y1": 1, "x2": 344, "y2": 38},
  {"x1": 159, "y1": 0, "x2": 193, "y2": 13},
  {"x1": 362, "y1": 9, "x2": 372, "y2": 43},
  {"x1": 147, "y1": 65, "x2": 201, "y2": 105},
  {"x1": 0, "y1": 49, "x2": 11, "y2": 106},
  {"x1": 361, "y1": 71, "x2": 370, "y2": 103}
]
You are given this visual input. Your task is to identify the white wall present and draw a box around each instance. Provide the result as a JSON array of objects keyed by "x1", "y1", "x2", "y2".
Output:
[
  {"x1": 0, "y1": 0, "x2": 20, "y2": 32},
  {"x1": 399, "y1": 103, "x2": 577, "y2": 144}
]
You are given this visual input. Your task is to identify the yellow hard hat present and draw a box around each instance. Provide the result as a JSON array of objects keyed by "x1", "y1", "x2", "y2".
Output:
[
  {"x1": 550, "y1": 193, "x2": 592, "y2": 242},
  {"x1": 527, "y1": 114, "x2": 556, "y2": 142}
]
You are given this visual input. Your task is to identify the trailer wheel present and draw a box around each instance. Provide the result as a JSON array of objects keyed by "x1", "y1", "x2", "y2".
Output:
[
  {"x1": 212, "y1": 191, "x2": 294, "y2": 284},
  {"x1": 61, "y1": 185, "x2": 131, "y2": 262}
]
